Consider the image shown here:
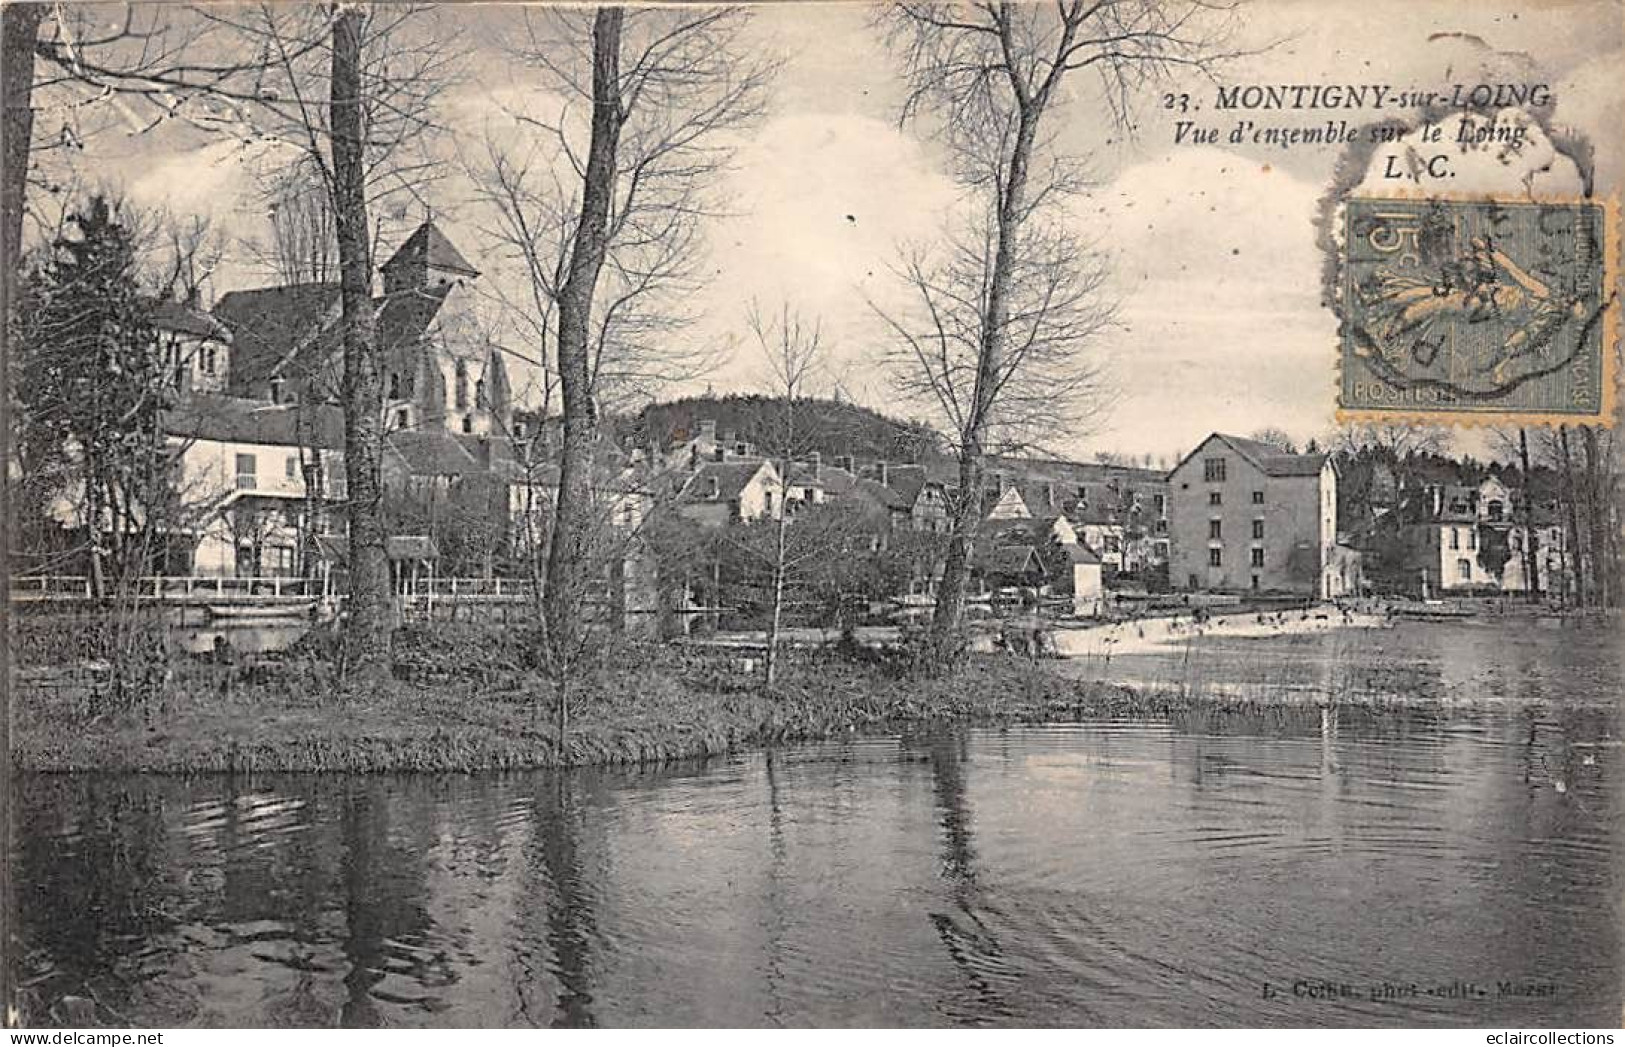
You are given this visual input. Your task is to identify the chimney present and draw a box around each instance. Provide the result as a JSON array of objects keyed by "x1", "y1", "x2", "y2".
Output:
[{"x1": 808, "y1": 451, "x2": 821, "y2": 479}]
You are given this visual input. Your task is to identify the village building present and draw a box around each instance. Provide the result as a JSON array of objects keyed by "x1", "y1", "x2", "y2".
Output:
[
  {"x1": 149, "y1": 295, "x2": 233, "y2": 395},
  {"x1": 673, "y1": 459, "x2": 785, "y2": 527},
  {"x1": 1396, "y1": 477, "x2": 1568, "y2": 597},
  {"x1": 1167, "y1": 433, "x2": 1351, "y2": 599},
  {"x1": 972, "y1": 512, "x2": 1104, "y2": 617},
  {"x1": 983, "y1": 458, "x2": 1170, "y2": 582},
  {"x1": 159, "y1": 393, "x2": 348, "y2": 578},
  {"x1": 211, "y1": 221, "x2": 513, "y2": 437}
]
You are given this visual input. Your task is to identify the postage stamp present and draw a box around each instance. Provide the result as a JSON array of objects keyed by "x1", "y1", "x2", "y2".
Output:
[{"x1": 1337, "y1": 196, "x2": 1618, "y2": 427}]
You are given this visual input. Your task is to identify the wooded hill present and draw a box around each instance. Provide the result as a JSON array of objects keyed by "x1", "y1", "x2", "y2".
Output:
[{"x1": 619, "y1": 394, "x2": 944, "y2": 464}]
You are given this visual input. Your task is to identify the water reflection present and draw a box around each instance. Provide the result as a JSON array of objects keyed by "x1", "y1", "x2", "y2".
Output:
[{"x1": 16, "y1": 704, "x2": 1622, "y2": 1027}]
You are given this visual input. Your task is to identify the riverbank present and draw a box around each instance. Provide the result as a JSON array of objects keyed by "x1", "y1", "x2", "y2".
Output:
[
  {"x1": 15, "y1": 612, "x2": 1612, "y2": 775},
  {"x1": 12, "y1": 615, "x2": 1436, "y2": 774}
]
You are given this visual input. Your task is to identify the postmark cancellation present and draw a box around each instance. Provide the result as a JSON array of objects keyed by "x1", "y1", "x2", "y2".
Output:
[{"x1": 1336, "y1": 195, "x2": 1619, "y2": 428}]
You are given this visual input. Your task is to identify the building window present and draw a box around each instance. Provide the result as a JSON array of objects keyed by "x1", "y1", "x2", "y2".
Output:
[
  {"x1": 1209, "y1": 491, "x2": 1222, "y2": 507},
  {"x1": 476, "y1": 378, "x2": 487, "y2": 408},
  {"x1": 285, "y1": 455, "x2": 298, "y2": 480},
  {"x1": 1251, "y1": 574, "x2": 1260, "y2": 591},
  {"x1": 454, "y1": 360, "x2": 469, "y2": 410},
  {"x1": 1252, "y1": 519, "x2": 1264, "y2": 540},
  {"x1": 1449, "y1": 528, "x2": 1459, "y2": 550},
  {"x1": 1252, "y1": 490, "x2": 1264, "y2": 505},
  {"x1": 1456, "y1": 558, "x2": 1472, "y2": 581},
  {"x1": 1208, "y1": 519, "x2": 1222, "y2": 540},
  {"x1": 1153, "y1": 493, "x2": 1165, "y2": 515},
  {"x1": 1203, "y1": 457, "x2": 1226, "y2": 483},
  {"x1": 202, "y1": 345, "x2": 217, "y2": 376},
  {"x1": 235, "y1": 453, "x2": 256, "y2": 490},
  {"x1": 461, "y1": 414, "x2": 473, "y2": 434},
  {"x1": 514, "y1": 421, "x2": 527, "y2": 439},
  {"x1": 1250, "y1": 547, "x2": 1264, "y2": 567},
  {"x1": 1208, "y1": 547, "x2": 1222, "y2": 567},
  {"x1": 1487, "y1": 500, "x2": 1504, "y2": 521},
  {"x1": 1469, "y1": 529, "x2": 1478, "y2": 550},
  {"x1": 395, "y1": 408, "x2": 409, "y2": 429},
  {"x1": 388, "y1": 372, "x2": 401, "y2": 399},
  {"x1": 1511, "y1": 533, "x2": 1522, "y2": 551}
]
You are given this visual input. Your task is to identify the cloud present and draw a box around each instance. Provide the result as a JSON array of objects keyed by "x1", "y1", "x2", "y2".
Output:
[{"x1": 1074, "y1": 148, "x2": 1335, "y2": 456}]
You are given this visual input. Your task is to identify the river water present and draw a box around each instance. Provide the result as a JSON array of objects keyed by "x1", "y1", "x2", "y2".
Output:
[{"x1": 15, "y1": 622, "x2": 1623, "y2": 1027}]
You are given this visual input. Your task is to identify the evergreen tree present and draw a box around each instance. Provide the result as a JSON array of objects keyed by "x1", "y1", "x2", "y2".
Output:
[{"x1": 15, "y1": 195, "x2": 170, "y2": 594}]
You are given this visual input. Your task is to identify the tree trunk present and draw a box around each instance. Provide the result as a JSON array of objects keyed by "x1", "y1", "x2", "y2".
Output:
[
  {"x1": 544, "y1": 7, "x2": 623, "y2": 676},
  {"x1": 765, "y1": 478, "x2": 789, "y2": 692},
  {"x1": 928, "y1": 114, "x2": 1038, "y2": 657},
  {"x1": 1517, "y1": 428, "x2": 1539, "y2": 601},
  {"x1": 331, "y1": 7, "x2": 391, "y2": 678},
  {"x1": 1580, "y1": 426, "x2": 1611, "y2": 608},
  {"x1": 0, "y1": 12, "x2": 33, "y2": 1018},
  {"x1": 1557, "y1": 426, "x2": 1588, "y2": 608}
]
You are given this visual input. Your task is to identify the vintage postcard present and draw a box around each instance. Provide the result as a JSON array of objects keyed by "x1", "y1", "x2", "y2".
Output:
[{"x1": 2, "y1": 0, "x2": 1621, "y2": 1034}]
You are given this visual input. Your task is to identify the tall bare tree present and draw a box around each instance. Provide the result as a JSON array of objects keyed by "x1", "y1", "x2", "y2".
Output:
[
  {"x1": 495, "y1": 7, "x2": 771, "y2": 677},
  {"x1": 875, "y1": 2, "x2": 1235, "y2": 661},
  {"x1": 745, "y1": 302, "x2": 826, "y2": 692},
  {"x1": 193, "y1": 3, "x2": 461, "y2": 678}
]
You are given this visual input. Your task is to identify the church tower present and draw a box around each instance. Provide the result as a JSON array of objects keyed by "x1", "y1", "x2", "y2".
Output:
[{"x1": 380, "y1": 220, "x2": 481, "y2": 297}]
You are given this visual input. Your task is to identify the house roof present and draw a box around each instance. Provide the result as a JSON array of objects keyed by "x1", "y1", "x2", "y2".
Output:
[
  {"x1": 212, "y1": 283, "x2": 342, "y2": 394},
  {"x1": 212, "y1": 282, "x2": 455, "y2": 396},
  {"x1": 385, "y1": 430, "x2": 484, "y2": 477},
  {"x1": 148, "y1": 297, "x2": 232, "y2": 342},
  {"x1": 974, "y1": 544, "x2": 1045, "y2": 576},
  {"x1": 986, "y1": 454, "x2": 1165, "y2": 487},
  {"x1": 883, "y1": 463, "x2": 933, "y2": 507},
  {"x1": 1212, "y1": 434, "x2": 1328, "y2": 478},
  {"x1": 382, "y1": 221, "x2": 480, "y2": 278},
  {"x1": 853, "y1": 476, "x2": 909, "y2": 510},
  {"x1": 979, "y1": 516, "x2": 1052, "y2": 545},
  {"x1": 677, "y1": 461, "x2": 770, "y2": 504},
  {"x1": 162, "y1": 393, "x2": 346, "y2": 450}
]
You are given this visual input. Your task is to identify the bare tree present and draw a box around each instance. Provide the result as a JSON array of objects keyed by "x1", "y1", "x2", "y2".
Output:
[
  {"x1": 745, "y1": 302, "x2": 826, "y2": 692},
  {"x1": 873, "y1": 2, "x2": 1235, "y2": 661},
  {"x1": 501, "y1": 7, "x2": 772, "y2": 678},
  {"x1": 188, "y1": 3, "x2": 462, "y2": 679},
  {"x1": 261, "y1": 161, "x2": 339, "y2": 286},
  {"x1": 1335, "y1": 422, "x2": 1449, "y2": 460}
]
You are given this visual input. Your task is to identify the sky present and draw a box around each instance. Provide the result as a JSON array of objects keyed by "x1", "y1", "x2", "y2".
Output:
[{"x1": 40, "y1": 0, "x2": 1625, "y2": 464}]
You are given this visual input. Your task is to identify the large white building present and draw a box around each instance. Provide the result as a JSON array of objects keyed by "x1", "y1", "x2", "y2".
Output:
[{"x1": 1167, "y1": 433, "x2": 1351, "y2": 599}]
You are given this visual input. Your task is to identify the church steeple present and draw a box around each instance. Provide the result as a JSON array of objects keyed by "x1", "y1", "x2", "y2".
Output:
[{"x1": 380, "y1": 220, "x2": 480, "y2": 296}]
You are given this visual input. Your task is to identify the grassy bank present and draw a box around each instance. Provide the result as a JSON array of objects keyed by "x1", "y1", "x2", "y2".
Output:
[
  {"x1": 13, "y1": 634, "x2": 1169, "y2": 773},
  {"x1": 11, "y1": 620, "x2": 1532, "y2": 775}
]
